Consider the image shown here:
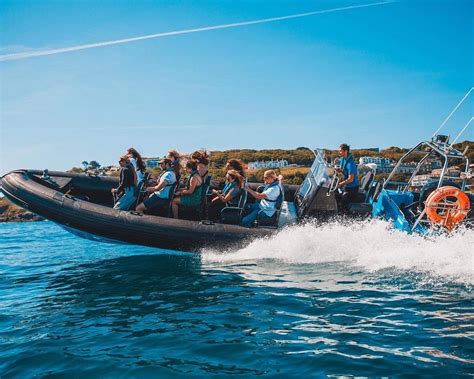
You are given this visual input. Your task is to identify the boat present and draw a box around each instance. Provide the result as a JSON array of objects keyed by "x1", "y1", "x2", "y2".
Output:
[
  {"x1": 2, "y1": 91, "x2": 472, "y2": 249},
  {"x1": 0, "y1": 149, "x2": 347, "y2": 251}
]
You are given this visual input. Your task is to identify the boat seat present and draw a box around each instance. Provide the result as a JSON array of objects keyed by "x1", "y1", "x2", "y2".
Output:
[
  {"x1": 220, "y1": 188, "x2": 248, "y2": 225},
  {"x1": 256, "y1": 184, "x2": 285, "y2": 228},
  {"x1": 359, "y1": 171, "x2": 374, "y2": 194},
  {"x1": 132, "y1": 172, "x2": 150, "y2": 209},
  {"x1": 197, "y1": 175, "x2": 212, "y2": 219},
  {"x1": 346, "y1": 202, "x2": 372, "y2": 217}
]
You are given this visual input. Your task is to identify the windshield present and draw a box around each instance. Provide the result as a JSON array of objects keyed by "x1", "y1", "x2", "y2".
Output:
[{"x1": 297, "y1": 149, "x2": 330, "y2": 199}]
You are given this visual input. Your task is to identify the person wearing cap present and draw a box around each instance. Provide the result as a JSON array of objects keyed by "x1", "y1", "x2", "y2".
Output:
[
  {"x1": 136, "y1": 158, "x2": 177, "y2": 214},
  {"x1": 112, "y1": 155, "x2": 137, "y2": 210},
  {"x1": 336, "y1": 143, "x2": 359, "y2": 209}
]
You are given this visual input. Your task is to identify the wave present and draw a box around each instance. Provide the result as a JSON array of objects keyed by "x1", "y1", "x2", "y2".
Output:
[{"x1": 202, "y1": 220, "x2": 474, "y2": 285}]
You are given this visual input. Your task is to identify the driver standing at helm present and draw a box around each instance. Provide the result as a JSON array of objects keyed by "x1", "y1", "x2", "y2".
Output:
[{"x1": 336, "y1": 143, "x2": 359, "y2": 209}]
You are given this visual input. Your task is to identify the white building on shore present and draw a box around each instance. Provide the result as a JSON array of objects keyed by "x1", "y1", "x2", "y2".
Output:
[{"x1": 248, "y1": 159, "x2": 289, "y2": 171}]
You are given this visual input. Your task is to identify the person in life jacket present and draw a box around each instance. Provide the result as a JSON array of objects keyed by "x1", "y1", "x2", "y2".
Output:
[
  {"x1": 136, "y1": 158, "x2": 176, "y2": 214},
  {"x1": 241, "y1": 170, "x2": 283, "y2": 227},
  {"x1": 112, "y1": 155, "x2": 138, "y2": 211},
  {"x1": 191, "y1": 150, "x2": 210, "y2": 179},
  {"x1": 126, "y1": 147, "x2": 146, "y2": 187},
  {"x1": 171, "y1": 159, "x2": 203, "y2": 219},
  {"x1": 166, "y1": 149, "x2": 182, "y2": 183},
  {"x1": 336, "y1": 143, "x2": 359, "y2": 209},
  {"x1": 208, "y1": 169, "x2": 244, "y2": 220}
]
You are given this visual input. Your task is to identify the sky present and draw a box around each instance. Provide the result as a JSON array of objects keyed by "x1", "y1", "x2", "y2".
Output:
[{"x1": 1, "y1": 0, "x2": 473, "y2": 174}]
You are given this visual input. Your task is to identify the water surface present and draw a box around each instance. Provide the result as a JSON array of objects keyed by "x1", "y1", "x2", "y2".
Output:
[{"x1": 1, "y1": 221, "x2": 473, "y2": 377}]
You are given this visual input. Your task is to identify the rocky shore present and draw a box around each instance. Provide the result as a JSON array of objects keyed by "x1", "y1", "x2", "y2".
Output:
[{"x1": 0, "y1": 197, "x2": 43, "y2": 223}]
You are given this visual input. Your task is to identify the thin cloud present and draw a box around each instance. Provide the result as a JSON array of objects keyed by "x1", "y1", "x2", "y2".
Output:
[{"x1": 0, "y1": 1, "x2": 395, "y2": 62}]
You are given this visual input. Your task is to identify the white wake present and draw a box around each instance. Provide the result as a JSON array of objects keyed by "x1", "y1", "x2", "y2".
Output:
[{"x1": 202, "y1": 220, "x2": 474, "y2": 285}]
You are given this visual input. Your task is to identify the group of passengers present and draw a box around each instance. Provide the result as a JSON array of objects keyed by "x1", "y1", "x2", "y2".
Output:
[{"x1": 111, "y1": 148, "x2": 284, "y2": 227}]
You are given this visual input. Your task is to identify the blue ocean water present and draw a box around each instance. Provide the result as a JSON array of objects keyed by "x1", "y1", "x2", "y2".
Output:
[{"x1": 0, "y1": 221, "x2": 473, "y2": 377}]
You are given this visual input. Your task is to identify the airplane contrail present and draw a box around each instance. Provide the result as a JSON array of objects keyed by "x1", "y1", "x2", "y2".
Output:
[{"x1": 0, "y1": 1, "x2": 395, "y2": 62}]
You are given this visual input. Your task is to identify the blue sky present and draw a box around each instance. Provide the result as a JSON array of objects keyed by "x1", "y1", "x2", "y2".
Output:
[{"x1": 1, "y1": 0, "x2": 473, "y2": 173}]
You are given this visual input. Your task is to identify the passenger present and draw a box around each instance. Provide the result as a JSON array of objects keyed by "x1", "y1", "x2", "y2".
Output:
[
  {"x1": 166, "y1": 149, "x2": 182, "y2": 182},
  {"x1": 191, "y1": 150, "x2": 210, "y2": 179},
  {"x1": 208, "y1": 170, "x2": 243, "y2": 220},
  {"x1": 126, "y1": 147, "x2": 146, "y2": 186},
  {"x1": 112, "y1": 155, "x2": 137, "y2": 211},
  {"x1": 136, "y1": 158, "x2": 176, "y2": 214},
  {"x1": 171, "y1": 160, "x2": 203, "y2": 219},
  {"x1": 241, "y1": 170, "x2": 282, "y2": 227},
  {"x1": 336, "y1": 143, "x2": 359, "y2": 209},
  {"x1": 226, "y1": 159, "x2": 246, "y2": 178}
]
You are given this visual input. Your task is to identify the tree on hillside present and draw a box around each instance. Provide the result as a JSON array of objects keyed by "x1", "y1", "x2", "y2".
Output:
[
  {"x1": 89, "y1": 161, "x2": 101, "y2": 169},
  {"x1": 81, "y1": 161, "x2": 89, "y2": 170}
]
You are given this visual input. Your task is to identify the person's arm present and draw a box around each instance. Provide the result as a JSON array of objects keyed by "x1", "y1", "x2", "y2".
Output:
[
  {"x1": 245, "y1": 185, "x2": 268, "y2": 200},
  {"x1": 216, "y1": 187, "x2": 239, "y2": 203},
  {"x1": 113, "y1": 169, "x2": 126, "y2": 194},
  {"x1": 338, "y1": 162, "x2": 356, "y2": 187},
  {"x1": 339, "y1": 174, "x2": 354, "y2": 187},
  {"x1": 146, "y1": 177, "x2": 167, "y2": 194},
  {"x1": 178, "y1": 176, "x2": 201, "y2": 195}
]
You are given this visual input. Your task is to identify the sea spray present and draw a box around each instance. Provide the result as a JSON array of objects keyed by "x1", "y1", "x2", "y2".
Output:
[{"x1": 202, "y1": 219, "x2": 474, "y2": 285}]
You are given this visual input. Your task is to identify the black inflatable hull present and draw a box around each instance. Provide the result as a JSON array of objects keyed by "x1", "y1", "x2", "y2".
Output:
[{"x1": 1, "y1": 170, "x2": 276, "y2": 252}]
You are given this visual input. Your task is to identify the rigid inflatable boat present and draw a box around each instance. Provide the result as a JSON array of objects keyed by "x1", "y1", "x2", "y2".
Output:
[
  {"x1": 2, "y1": 134, "x2": 472, "y2": 252},
  {"x1": 1, "y1": 149, "x2": 345, "y2": 251}
]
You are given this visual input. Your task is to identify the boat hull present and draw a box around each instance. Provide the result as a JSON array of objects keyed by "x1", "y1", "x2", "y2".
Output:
[{"x1": 1, "y1": 170, "x2": 274, "y2": 252}]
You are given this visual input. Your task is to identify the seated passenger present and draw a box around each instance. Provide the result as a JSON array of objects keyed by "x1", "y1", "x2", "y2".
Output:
[
  {"x1": 335, "y1": 143, "x2": 359, "y2": 209},
  {"x1": 112, "y1": 155, "x2": 137, "y2": 211},
  {"x1": 126, "y1": 147, "x2": 146, "y2": 187},
  {"x1": 191, "y1": 150, "x2": 210, "y2": 179},
  {"x1": 226, "y1": 159, "x2": 246, "y2": 178},
  {"x1": 136, "y1": 158, "x2": 176, "y2": 214},
  {"x1": 171, "y1": 160, "x2": 203, "y2": 219},
  {"x1": 241, "y1": 170, "x2": 282, "y2": 227},
  {"x1": 208, "y1": 170, "x2": 243, "y2": 220},
  {"x1": 167, "y1": 149, "x2": 182, "y2": 182}
]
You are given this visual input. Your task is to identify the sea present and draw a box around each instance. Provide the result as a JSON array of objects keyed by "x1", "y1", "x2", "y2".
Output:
[{"x1": 0, "y1": 220, "x2": 472, "y2": 378}]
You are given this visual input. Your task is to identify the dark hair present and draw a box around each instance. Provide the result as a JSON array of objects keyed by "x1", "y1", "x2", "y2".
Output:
[
  {"x1": 186, "y1": 160, "x2": 198, "y2": 171},
  {"x1": 339, "y1": 143, "x2": 350, "y2": 153},
  {"x1": 226, "y1": 159, "x2": 246, "y2": 177},
  {"x1": 227, "y1": 169, "x2": 244, "y2": 188},
  {"x1": 191, "y1": 150, "x2": 210, "y2": 166},
  {"x1": 160, "y1": 158, "x2": 173, "y2": 166},
  {"x1": 127, "y1": 148, "x2": 146, "y2": 172},
  {"x1": 167, "y1": 149, "x2": 180, "y2": 160}
]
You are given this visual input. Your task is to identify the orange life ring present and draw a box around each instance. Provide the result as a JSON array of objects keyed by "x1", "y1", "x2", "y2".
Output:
[{"x1": 425, "y1": 186, "x2": 470, "y2": 230}]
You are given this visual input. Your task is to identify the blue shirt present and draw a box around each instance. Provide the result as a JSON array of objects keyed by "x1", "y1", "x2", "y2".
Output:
[{"x1": 340, "y1": 154, "x2": 359, "y2": 189}]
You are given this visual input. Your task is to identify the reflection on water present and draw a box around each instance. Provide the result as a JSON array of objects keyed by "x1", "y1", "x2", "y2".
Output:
[{"x1": 0, "y1": 221, "x2": 473, "y2": 377}]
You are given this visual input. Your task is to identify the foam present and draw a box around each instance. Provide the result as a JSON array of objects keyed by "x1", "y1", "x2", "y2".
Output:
[{"x1": 202, "y1": 220, "x2": 474, "y2": 285}]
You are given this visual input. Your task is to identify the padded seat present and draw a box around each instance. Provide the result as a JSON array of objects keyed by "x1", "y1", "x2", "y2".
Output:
[{"x1": 220, "y1": 190, "x2": 248, "y2": 225}]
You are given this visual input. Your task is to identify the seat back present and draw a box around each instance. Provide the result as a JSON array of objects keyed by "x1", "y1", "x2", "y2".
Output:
[
  {"x1": 132, "y1": 172, "x2": 150, "y2": 209},
  {"x1": 166, "y1": 182, "x2": 177, "y2": 217},
  {"x1": 359, "y1": 171, "x2": 374, "y2": 194},
  {"x1": 198, "y1": 175, "x2": 212, "y2": 219},
  {"x1": 220, "y1": 186, "x2": 248, "y2": 225}
]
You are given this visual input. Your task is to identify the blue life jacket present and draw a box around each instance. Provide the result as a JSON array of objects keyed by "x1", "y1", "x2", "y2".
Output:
[
  {"x1": 340, "y1": 154, "x2": 359, "y2": 188},
  {"x1": 262, "y1": 180, "x2": 281, "y2": 203}
]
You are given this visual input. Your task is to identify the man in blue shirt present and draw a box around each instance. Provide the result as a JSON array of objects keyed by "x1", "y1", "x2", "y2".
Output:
[{"x1": 337, "y1": 143, "x2": 359, "y2": 209}]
